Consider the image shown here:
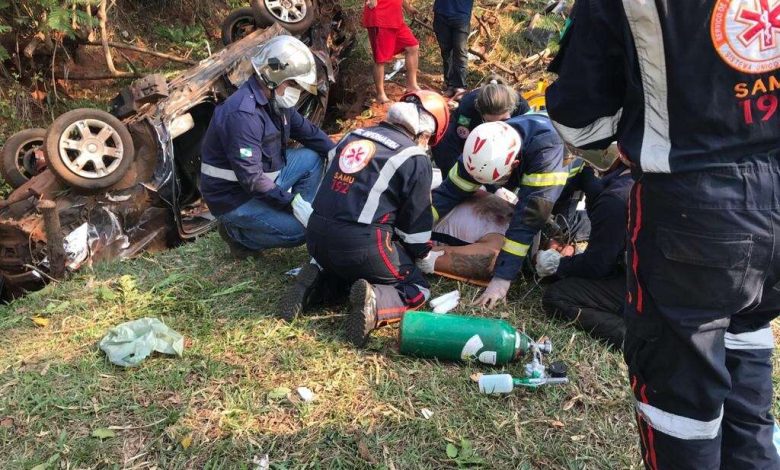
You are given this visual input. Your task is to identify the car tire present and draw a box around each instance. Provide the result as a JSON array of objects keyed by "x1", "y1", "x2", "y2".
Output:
[
  {"x1": 221, "y1": 7, "x2": 269, "y2": 46},
  {"x1": 45, "y1": 109, "x2": 135, "y2": 191},
  {"x1": 251, "y1": 0, "x2": 315, "y2": 35},
  {"x1": 1, "y1": 128, "x2": 46, "y2": 188}
]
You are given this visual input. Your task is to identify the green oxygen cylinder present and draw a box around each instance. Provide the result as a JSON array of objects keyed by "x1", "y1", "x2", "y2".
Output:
[{"x1": 399, "y1": 311, "x2": 532, "y2": 366}]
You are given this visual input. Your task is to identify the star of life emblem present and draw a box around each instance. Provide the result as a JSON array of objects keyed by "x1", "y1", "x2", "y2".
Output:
[
  {"x1": 338, "y1": 139, "x2": 376, "y2": 174},
  {"x1": 711, "y1": 0, "x2": 780, "y2": 73}
]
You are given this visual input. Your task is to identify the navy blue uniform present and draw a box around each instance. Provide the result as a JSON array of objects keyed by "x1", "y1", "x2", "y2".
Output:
[
  {"x1": 433, "y1": 113, "x2": 566, "y2": 282},
  {"x1": 431, "y1": 89, "x2": 531, "y2": 173},
  {"x1": 308, "y1": 123, "x2": 432, "y2": 321},
  {"x1": 200, "y1": 78, "x2": 334, "y2": 216},
  {"x1": 547, "y1": 1, "x2": 780, "y2": 468},
  {"x1": 556, "y1": 165, "x2": 631, "y2": 279}
]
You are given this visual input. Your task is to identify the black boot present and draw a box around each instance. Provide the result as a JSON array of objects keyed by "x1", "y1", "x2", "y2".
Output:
[
  {"x1": 217, "y1": 223, "x2": 261, "y2": 260},
  {"x1": 346, "y1": 279, "x2": 378, "y2": 347},
  {"x1": 277, "y1": 262, "x2": 324, "y2": 321}
]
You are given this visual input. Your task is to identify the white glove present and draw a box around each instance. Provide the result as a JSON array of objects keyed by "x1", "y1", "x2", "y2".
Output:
[
  {"x1": 535, "y1": 249, "x2": 562, "y2": 277},
  {"x1": 416, "y1": 250, "x2": 444, "y2": 274},
  {"x1": 292, "y1": 194, "x2": 313, "y2": 228},
  {"x1": 475, "y1": 277, "x2": 511, "y2": 308}
]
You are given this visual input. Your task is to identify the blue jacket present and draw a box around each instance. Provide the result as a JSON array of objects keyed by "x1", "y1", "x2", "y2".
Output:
[
  {"x1": 556, "y1": 164, "x2": 633, "y2": 279},
  {"x1": 432, "y1": 88, "x2": 531, "y2": 173},
  {"x1": 199, "y1": 78, "x2": 334, "y2": 216},
  {"x1": 433, "y1": 0, "x2": 473, "y2": 21},
  {"x1": 546, "y1": 1, "x2": 779, "y2": 173},
  {"x1": 313, "y1": 123, "x2": 433, "y2": 259},
  {"x1": 433, "y1": 113, "x2": 567, "y2": 281}
]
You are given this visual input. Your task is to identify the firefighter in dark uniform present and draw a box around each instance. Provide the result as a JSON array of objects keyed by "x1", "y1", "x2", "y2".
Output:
[
  {"x1": 537, "y1": 145, "x2": 633, "y2": 348},
  {"x1": 278, "y1": 91, "x2": 450, "y2": 347},
  {"x1": 200, "y1": 36, "x2": 334, "y2": 258},
  {"x1": 547, "y1": 1, "x2": 780, "y2": 468},
  {"x1": 433, "y1": 114, "x2": 567, "y2": 307},
  {"x1": 431, "y1": 81, "x2": 531, "y2": 174}
]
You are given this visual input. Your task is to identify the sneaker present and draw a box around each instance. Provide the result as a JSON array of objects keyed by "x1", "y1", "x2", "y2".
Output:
[
  {"x1": 346, "y1": 279, "x2": 377, "y2": 347},
  {"x1": 217, "y1": 223, "x2": 261, "y2": 259},
  {"x1": 277, "y1": 262, "x2": 323, "y2": 322}
]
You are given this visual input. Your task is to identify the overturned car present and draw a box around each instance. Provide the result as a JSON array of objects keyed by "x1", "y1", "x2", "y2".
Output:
[{"x1": 0, "y1": 3, "x2": 354, "y2": 301}]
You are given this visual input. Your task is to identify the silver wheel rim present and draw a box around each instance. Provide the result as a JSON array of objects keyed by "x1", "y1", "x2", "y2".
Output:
[
  {"x1": 15, "y1": 137, "x2": 43, "y2": 178},
  {"x1": 264, "y1": 0, "x2": 307, "y2": 23},
  {"x1": 58, "y1": 119, "x2": 124, "y2": 179}
]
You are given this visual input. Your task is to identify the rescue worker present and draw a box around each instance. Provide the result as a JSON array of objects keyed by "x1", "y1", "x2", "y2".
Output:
[
  {"x1": 537, "y1": 145, "x2": 632, "y2": 348},
  {"x1": 278, "y1": 91, "x2": 450, "y2": 347},
  {"x1": 431, "y1": 80, "x2": 531, "y2": 173},
  {"x1": 200, "y1": 35, "x2": 335, "y2": 258},
  {"x1": 546, "y1": 1, "x2": 780, "y2": 468},
  {"x1": 433, "y1": 114, "x2": 567, "y2": 307}
]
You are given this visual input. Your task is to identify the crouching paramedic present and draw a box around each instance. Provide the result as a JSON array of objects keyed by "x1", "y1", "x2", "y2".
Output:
[
  {"x1": 432, "y1": 114, "x2": 567, "y2": 307},
  {"x1": 546, "y1": 0, "x2": 780, "y2": 467},
  {"x1": 199, "y1": 36, "x2": 334, "y2": 258},
  {"x1": 281, "y1": 91, "x2": 450, "y2": 347},
  {"x1": 537, "y1": 145, "x2": 632, "y2": 348}
]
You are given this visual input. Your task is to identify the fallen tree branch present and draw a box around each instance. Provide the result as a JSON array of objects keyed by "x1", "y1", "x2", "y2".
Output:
[
  {"x1": 83, "y1": 41, "x2": 197, "y2": 65},
  {"x1": 98, "y1": 0, "x2": 134, "y2": 78},
  {"x1": 53, "y1": 70, "x2": 143, "y2": 80}
]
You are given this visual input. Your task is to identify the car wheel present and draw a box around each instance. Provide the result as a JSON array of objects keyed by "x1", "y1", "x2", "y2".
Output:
[
  {"x1": 1, "y1": 128, "x2": 46, "y2": 188},
  {"x1": 251, "y1": 0, "x2": 315, "y2": 34},
  {"x1": 221, "y1": 7, "x2": 270, "y2": 46},
  {"x1": 45, "y1": 109, "x2": 135, "y2": 191}
]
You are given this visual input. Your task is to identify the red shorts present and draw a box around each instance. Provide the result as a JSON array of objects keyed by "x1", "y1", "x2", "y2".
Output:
[{"x1": 367, "y1": 25, "x2": 419, "y2": 64}]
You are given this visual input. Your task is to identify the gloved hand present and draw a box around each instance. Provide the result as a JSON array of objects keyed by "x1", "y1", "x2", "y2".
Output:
[
  {"x1": 535, "y1": 249, "x2": 562, "y2": 277},
  {"x1": 292, "y1": 194, "x2": 313, "y2": 228},
  {"x1": 475, "y1": 277, "x2": 511, "y2": 308},
  {"x1": 415, "y1": 250, "x2": 444, "y2": 274}
]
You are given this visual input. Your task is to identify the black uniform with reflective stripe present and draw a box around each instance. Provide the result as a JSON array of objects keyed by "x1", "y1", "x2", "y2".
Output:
[
  {"x1": 432, "y1": 88, "x2": 531, "y2": 173},
  {"x1": 546, "y1": 1, "x2": 780, "y2": 173},
  {"x1": 312, "y1": 123, "x2": 433, "y2": 259},
  {"x1": 433, "y1": 113, "x2": 566, "y2": 280}
]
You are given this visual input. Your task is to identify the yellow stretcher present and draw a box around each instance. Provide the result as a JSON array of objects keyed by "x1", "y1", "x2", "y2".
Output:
[{"x1": 522, "y1": 79, "x2": 549, "y2": 113}]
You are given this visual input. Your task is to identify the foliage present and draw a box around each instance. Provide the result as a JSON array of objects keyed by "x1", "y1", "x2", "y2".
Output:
[{"x1": 154, "y1": 23, "x2": 209, "y2": 59}]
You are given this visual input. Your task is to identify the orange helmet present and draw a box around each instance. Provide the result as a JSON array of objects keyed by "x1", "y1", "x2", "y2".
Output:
[{"x1": 400, "y1": 90, "x2": 450, "y2": 146}]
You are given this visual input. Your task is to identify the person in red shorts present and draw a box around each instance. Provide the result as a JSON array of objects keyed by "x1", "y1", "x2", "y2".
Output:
[{"x1": 363, "y1": 0, "x2": 421, "y2": 103}]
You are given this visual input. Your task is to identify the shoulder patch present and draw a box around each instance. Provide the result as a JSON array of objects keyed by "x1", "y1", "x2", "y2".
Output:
[
  {"x1": 457, "y1": 115, "x2": 472, "y2": 127},
  {"x1": 353, "y1": 128, "x2": 401, "y2": 150},
  {"x1": 239, "y1": 148, "x2": 252, "y2": 159},
  {"x1": 339, "y1": 140, "x2": 377, "y2": 174}
]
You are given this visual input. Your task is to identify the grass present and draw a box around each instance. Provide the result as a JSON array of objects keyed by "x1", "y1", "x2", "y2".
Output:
[{"x1": 4, "y1": 234, "x2": 775, "y2": 468}]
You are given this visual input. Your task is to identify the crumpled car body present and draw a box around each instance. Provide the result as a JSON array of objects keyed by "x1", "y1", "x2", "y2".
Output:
[{"x1": 0, "y1": 4, "x2": 354, "y2": 301}]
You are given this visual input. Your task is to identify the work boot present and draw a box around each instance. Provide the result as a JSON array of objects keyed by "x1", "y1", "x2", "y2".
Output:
[
  {"x1": 277, "y1": 262, "x2": 323, "y2": 322},
  {"x1": 346, "y1": 279, "x2": 377, "y2": 347},
  {"x1": 217, "y1": 223, "x2": 261, "y2": 260}
]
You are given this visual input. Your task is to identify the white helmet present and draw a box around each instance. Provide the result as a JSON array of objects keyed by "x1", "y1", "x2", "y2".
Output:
[
  {"x1": 250, "y1": 35, "x2": 317, "y2": 95},
  {"x1": 462, "y1": 121, "x2": 522, "y2": 184}
]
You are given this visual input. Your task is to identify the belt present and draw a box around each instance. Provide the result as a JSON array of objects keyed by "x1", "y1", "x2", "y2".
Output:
[{"x1": 201, "y1": 163, "x2": 280, "y2": 183}]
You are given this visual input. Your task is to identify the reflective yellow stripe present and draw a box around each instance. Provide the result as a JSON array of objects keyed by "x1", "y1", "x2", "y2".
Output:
[
  {"x1": 501, "y1": 239, "x2": 529, "y2": 257},
  {"x1": 432, "y1": 206, "x2": 440, "y2": 223},
  {"x1": 569, "y1": 163, "x2": 584, "y2": 177},
  {"x1": 448, "y1": 165, "x2": 480, "y2": 192},
  {"x1": 521, "y1": 172, "x2": 569, "y2": 187}
]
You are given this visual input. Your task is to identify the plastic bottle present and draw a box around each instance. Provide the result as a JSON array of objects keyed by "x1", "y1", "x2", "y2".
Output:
[
  {"x1": 399, "y1": 311, "x2": 544, "y2": 366},
  {"x1": 478, "y1": 373, "x2": 569, "y2": 393}
]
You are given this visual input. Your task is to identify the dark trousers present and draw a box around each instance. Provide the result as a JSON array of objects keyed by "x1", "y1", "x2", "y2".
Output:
[
  {"x1": 307, "y1": 214, "x2": 429, "y2": 323},
  {"x1": 542, "y1": 276, "x2": 625, "y2": 348},
  {"x1": 433, "y1": 13, "x2": 469, "y2": 89},
  {"x1": 625, "y1": 153, "x2": 780, "y2": 469}
]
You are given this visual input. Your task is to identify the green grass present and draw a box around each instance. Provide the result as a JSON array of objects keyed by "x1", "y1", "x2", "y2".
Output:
[{"x1": 4, "y1": 234, "x2": 774, "y2": 468}]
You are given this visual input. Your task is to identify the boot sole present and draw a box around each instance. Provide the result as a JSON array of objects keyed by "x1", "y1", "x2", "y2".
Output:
[
  {"x1": 277, "y1": 263, "x2": 321, "y2": 322},
  {"x1": 346, "y1": 279, "x2": 375, "y2": 348}
]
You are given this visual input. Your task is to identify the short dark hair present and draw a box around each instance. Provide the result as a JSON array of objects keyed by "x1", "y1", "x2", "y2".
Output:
[{"x1": 475, "y1": 83, "x2": 517, "y2": 117}]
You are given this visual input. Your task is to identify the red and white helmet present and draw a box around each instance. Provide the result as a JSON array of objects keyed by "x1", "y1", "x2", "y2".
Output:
[{"x1": 462, "y1": 121, "x2": 522, "y2": 184}]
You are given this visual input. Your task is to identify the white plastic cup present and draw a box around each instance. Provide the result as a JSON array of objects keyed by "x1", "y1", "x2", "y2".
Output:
[{"x1": 478, "y1": 374, "x2": 514, "y2": 394}]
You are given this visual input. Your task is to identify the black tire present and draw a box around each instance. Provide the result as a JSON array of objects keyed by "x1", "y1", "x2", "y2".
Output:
[
  {"x1": 221, "y1": 7, "x2": 263, "y2": 46},
  {"x1": 251, "y1": 0, "x2": 315, "y2": 34},
  {"x1": 45, "y1": 109, "x2": 135, "y2": 191},
  {"x1": 0, "y1": 128, "x2": 46, "y2": 188}
]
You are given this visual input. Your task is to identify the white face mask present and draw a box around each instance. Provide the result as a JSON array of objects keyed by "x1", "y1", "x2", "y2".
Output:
[{"x1": 275, "y1": 86, "x2": 301, "y2": 109}]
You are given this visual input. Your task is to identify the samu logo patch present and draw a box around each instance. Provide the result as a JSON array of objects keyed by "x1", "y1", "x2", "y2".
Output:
[
  {"x1": 338, "y1": 140, "x2": 376, "y2": 174},
  {"x1": 711, "y1": 0, "x2": 780, "y2": 73}
]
